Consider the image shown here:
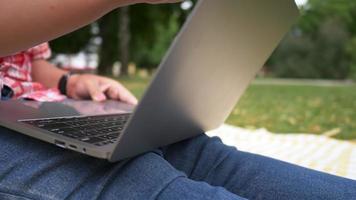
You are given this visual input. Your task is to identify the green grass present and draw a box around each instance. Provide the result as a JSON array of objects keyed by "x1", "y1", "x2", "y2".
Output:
[{"x1": 118, "y1": 76, "x2": 356, "y2": 140}]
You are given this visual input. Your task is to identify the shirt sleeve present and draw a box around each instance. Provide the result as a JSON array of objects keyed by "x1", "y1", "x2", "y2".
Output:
[{"x1": 28, "y1": 43, "x2": 52, "y2": 61}]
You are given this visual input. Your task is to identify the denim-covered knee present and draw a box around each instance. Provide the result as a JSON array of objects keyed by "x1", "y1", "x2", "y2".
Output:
[{"x1": 162, "y1": 133, "x2": 237, "y2": 178}]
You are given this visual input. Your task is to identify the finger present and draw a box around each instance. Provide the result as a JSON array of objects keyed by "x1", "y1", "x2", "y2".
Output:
[
  {"x1": 98, "y1": 79, "x2": 120, "y2": 100},
  {"x1": 108, "y1": 83, "x2": 138, "y2": 105},
  {"x1": 117, "y1": 84, "x2": 138, "y2": 105},
  {"x1": 97, "y1": 78, "x2": 138, "y2": 105},
  {"x1": 120, "y1": 91, "x2": 138, "y2": 105},
  {"x1": 109, "y1": 85, "x2": 138, "y2": 105},
  {"x1": 106, "y1": 85, "x2": 120, "y2": 100},
  {"x1": 100, "y1": 83, "x2": 112, "y2": 93},
  {"x1": 87, "y1": 81, "x2": 107, "y2": 101}
]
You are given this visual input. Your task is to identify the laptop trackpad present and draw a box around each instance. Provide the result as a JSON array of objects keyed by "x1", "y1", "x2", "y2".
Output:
[{"x1": 22, "y1": 100, "x2": 134, "y2": 118}]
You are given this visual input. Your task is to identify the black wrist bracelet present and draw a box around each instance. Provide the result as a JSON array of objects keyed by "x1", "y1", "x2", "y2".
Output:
[{"x1": 58, "y1": 72, "x2": 72, "y2": 95}]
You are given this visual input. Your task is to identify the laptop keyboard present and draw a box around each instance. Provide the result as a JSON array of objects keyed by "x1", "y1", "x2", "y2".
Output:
[{"x1": 20, "y1": 114, "x2": 131, "y2": 146}]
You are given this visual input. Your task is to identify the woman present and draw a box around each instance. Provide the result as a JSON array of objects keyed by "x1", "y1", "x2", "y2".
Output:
[{"x1": 0, "y1": 1, "x2": 355, "y2": 199}]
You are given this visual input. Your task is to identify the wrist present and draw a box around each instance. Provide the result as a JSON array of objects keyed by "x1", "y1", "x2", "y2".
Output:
[
  {"x1": 66, "y1": 74, "x2": 80, "y2": 97},
  {"x1": 58, "y1": 72, "x2": 78, "y2": 96}
]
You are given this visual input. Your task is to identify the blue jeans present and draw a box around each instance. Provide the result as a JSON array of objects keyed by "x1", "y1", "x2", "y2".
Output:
[{"x1": 0, "y1": 126, "x2": 355, "y2": 200}]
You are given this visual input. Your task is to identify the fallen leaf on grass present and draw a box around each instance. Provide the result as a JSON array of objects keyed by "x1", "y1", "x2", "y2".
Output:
[{"x1": 322, "y1": 128, "x2": 342, "y2": 137}]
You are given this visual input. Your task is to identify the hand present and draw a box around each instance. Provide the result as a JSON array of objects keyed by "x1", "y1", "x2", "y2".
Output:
[{"x1": 66, "y1": 74, "x2": 138, "y2": 105}]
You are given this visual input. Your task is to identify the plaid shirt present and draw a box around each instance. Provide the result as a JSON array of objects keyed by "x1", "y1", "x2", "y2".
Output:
[{"x1": 0, "y1": 43, "x2": 65, "y2": 101}]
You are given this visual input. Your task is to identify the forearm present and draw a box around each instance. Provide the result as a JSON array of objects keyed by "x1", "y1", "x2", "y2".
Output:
[
  {"x1": 31, "y1": 60, "x2": 67, "y2": 89},
  {"x1": 0, "y1": 0, "x2": 134, "y2": 57}
]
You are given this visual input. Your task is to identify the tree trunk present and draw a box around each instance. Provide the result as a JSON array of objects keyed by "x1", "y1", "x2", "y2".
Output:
[
  {"x1": 119, "y1": 7, "x2": 130, "y2": 76},
  {"x1": 98, "y1": 11, "x2": 119, "y2": 76}
]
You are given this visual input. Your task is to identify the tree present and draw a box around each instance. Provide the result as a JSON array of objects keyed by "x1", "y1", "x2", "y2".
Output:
[
  {"x1": 97, "y1": 11, "x2": 120, "y2": 75},
  {"x1": 50, "y1": 1, "x2": 197, "y2": 75},
  {"x1": 346, "y1": 37, "x2": 356, "y2": 80},
  {"x1": 312, "y1": 18, "x2": 350, "y2": 79},
  {"x1": 98, "y1": 3, "x2": 187, "y2": 74},
  {"x1": 119, "y1": 7, "x2": 131, "y2": 76},
  {"x1": 267, "y1": 0, "x2": 356, "y2": 80},
  {"x1": 129, "y1": 3, "x2": 187, "y2": 69}
]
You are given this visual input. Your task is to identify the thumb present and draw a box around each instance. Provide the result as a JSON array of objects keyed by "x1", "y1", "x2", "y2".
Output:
[{"x1": 87, "y1": 81, "x2": 107, "y2": 101}]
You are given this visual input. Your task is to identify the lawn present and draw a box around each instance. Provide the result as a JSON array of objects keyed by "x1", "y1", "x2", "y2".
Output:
[{"x1": 118, "y1": 76, "x2": 356, "y2": 141}]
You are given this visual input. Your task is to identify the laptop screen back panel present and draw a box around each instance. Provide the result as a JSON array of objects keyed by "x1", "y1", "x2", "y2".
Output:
[{"x1": 110, "y1": 0, "x2": 299, "y2": 161}]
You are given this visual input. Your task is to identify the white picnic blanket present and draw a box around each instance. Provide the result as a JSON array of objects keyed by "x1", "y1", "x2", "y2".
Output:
[{"x1": 207, "y1": 125, "x2": 356, "y2": 180}]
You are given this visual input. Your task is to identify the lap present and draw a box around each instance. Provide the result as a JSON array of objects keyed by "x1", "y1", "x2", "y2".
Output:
[
  {"x1": 0, "y1": 126, "x2": 355, "y2": 200},
  {"x1": 0, "y1": 127, "x2": 242, "y2": 200}
]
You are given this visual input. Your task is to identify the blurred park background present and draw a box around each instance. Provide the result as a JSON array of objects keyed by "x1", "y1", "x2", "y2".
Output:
[{"x1": 49, "y1": 0, "x2": 356, "y2": 141}]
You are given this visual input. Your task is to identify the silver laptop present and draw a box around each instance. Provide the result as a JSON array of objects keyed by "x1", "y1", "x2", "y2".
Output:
[{"x1": 0, "y1": 0, "x2": 299, "y2": 162}]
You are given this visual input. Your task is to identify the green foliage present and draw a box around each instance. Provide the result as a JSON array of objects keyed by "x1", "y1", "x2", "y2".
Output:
[
  {"x1": 269, "y1": 0, "x2": 356, "y2": 80},
  {"x1": 50, "y1": 25, "x2": 92, "y2": 54},
  {"x1": 129, "y1": 4, "x2": 182, "y2": 68},
  {"x1": 299, "y1": 0, "x2": 356, "y2": 35},
  {"x1": 51, "y1": 2, "x2": 192, "y2": 74},
  {"x1": 269, "y1": 33, "x2": 317, "y2": 78},
  {"x1": 313, "y1": 19, "x2": 350, "y2": 79}
]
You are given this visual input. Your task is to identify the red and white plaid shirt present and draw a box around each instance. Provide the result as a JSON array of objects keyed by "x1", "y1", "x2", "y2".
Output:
[{"x1": 0, "y1": 43, "x2": 65, "y2": 101}]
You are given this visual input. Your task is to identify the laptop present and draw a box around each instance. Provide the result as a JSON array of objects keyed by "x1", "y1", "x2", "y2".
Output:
[{"x1": 0, "y1": 0, "x2": 299, "y2": 162}]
